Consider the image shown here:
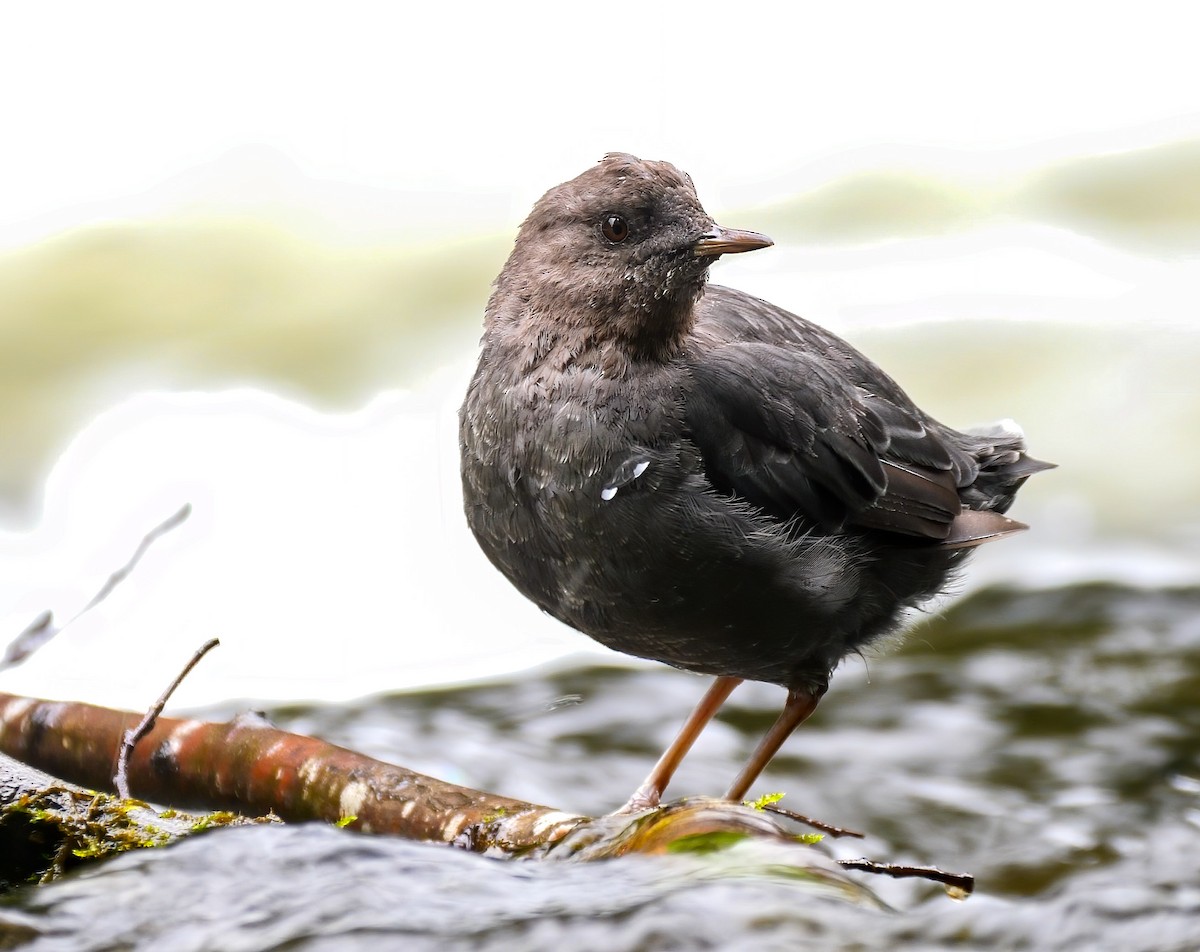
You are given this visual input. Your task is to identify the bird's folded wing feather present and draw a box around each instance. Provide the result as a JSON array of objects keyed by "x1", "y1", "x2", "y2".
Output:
[{"x1": 684, "y1": 342, "x2": 969, "y2": 540}]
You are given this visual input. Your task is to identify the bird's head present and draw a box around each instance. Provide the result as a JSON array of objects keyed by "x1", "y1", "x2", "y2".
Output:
[{"x1": 489, "y1": 154, "x2": 771, "y2": 360}]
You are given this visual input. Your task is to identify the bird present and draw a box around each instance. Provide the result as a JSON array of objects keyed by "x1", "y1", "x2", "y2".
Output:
[{"x1": 459, "y1": 153, "x2": 1052, "y2": 812}]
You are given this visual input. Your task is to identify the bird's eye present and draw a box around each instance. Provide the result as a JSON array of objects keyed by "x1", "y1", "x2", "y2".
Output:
[{"x1": 601, "y1": 215, "x2": 629, "y2": 243}]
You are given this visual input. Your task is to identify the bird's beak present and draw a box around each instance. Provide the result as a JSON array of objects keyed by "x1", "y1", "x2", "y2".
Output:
[{"x1": 693, "y1": 225, "x2": 774, "y2": 257}]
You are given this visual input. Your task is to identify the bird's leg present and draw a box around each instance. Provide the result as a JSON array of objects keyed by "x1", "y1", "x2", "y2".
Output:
[
  {"x1": 723, "y1": 681, "x2": 827, "y2": 802},
  {"x1": 615, "y1": 675, "x2": 743, "y2": 814}
]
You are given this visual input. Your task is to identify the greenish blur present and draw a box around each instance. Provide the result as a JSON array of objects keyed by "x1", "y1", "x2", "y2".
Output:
[
  {"x1": 2, "y1": 138, "x2": 1198, "y2": 523},
  {"x1": 753, "y1": 138, "x2": 1200, "y2": 251},
  {"x1": 0, "y1": 221, "x2": 502, "y2": 505},
  {"x1": 1020, "y1": 139, "x2": 1200, "y2": 255}
]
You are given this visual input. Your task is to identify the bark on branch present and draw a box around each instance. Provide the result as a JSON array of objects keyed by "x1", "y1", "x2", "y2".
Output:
[
  {"x1": 0, "y1": 691, "x2": 967, "y2": 899},
  {"x1": 0, "y1": 692, "x2": 579, "y2": 849}
]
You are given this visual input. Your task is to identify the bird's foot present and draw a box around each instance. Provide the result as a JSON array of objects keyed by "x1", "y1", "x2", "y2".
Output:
[{"x1": 611, "y1": 783, "x2": 662, "y2": 815}]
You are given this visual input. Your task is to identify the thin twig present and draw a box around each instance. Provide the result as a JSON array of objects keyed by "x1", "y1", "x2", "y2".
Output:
[
  {"x1": 837, "y1": 857, "x2": 975, "y2": 894},
  {"x1": 114, "y1": 637, "x2": 220, "y2": 800},
  {"x1": 2, "y1": 503, "x2": 192, "y2": 671},
  {"x1": 81, "y1": 504, "x2": 193, "y2": 616},
  {"x1": 762, "y1": 803, "x2": 865, "y2": 839}
]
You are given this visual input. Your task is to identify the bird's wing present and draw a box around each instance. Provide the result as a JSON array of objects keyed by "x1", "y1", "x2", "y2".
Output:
[{"x1": 684, "y1": 341, "x2": 969, "y2": 540}]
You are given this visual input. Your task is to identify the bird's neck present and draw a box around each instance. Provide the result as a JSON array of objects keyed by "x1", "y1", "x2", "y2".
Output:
[{"x1": 485, "y1": 286, "x2": 699, "y2": 378}]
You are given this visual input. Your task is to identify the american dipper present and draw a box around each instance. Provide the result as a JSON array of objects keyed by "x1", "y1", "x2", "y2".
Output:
[{"x1": 460, "y1": 154, "x2": 1051, "y2": 811}]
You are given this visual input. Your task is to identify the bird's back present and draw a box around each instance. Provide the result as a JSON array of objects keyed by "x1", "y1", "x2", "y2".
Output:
[{"x1": 691, "y1": 284, "x2": 1047, "y2": 532}]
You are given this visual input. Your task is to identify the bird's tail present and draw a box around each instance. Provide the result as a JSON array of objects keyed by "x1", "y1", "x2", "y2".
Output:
[{"x1": 958, "y1": 419, "x2": 1056, "y2": 514}]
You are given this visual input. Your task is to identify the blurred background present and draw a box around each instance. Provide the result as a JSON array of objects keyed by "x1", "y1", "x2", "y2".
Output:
[
  {"x1": 1, "y1": 1, "x2": 1196, "y2": 707},
  {"x1": 1, "y1": 4, "x2": 1198, "y2": 946}
]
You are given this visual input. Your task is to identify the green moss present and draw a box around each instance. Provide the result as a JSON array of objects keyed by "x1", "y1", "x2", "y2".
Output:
[
  {"x1": 664, "y1": 830, "x2": 750, "y2": 854},
  {"x1": 745, "y1": 792, "x2": 786, "y2": 811},
  {"x1": 188, "y1": 811, "x2": 242, "y2": 833},
  {"x1": 2, "y1": 788, "x2": 169, "y2": 885},
  {"x1": 2, "y1": 787, "x2": 270, "y2": 888}
]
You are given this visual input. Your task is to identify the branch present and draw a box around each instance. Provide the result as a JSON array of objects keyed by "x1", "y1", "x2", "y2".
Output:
[
  {"x1": 837, "y1": 857, "x2": 975, "y2": 896},
  {"x1": 0, "y1": 691, "x2": 970, "y2": 897},
  {"x1": 0, "y1": 691, "x2": 582, "y2": 848}
]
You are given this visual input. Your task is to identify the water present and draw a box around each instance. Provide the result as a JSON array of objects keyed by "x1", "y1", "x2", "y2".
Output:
[{"x1": 3, "y1": 582, "x2": 1197, "y2": 950}]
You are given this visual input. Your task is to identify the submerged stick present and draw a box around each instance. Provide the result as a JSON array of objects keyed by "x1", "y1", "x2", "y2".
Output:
[{"x1": 838, "y1": 857, "x2": 975, "y2": 895}]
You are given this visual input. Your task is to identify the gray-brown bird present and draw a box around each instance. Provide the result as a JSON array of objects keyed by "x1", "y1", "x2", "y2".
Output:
[{"x1": 459, "y1": 154, "x2": 1051, "y2": 811}]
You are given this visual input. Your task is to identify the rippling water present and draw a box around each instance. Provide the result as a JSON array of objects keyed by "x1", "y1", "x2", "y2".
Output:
[{"x1": 3, "y1": 582, "x2": 1197, "y2": 950}]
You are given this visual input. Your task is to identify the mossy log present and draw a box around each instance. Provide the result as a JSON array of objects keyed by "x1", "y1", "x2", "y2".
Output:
[
  {"x1": 0, "y1": 751, "x2": 270, "y2": 887},
  {"x1": 0, "y1": 692, "x2": 967, "y2": 899}
]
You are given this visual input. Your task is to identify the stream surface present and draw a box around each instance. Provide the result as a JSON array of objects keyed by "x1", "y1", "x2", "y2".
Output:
[{"x1": 3, "y1": 581, "x2": 1197, "y2": 951}]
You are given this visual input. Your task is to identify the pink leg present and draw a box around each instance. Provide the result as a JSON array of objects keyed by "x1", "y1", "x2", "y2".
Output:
[
  {"x1": 723, "y1": 685, "x2": 825, "y2": 802},
  {"x1": 616, "y1": 675, "x2": 743, "y2": 813}
]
